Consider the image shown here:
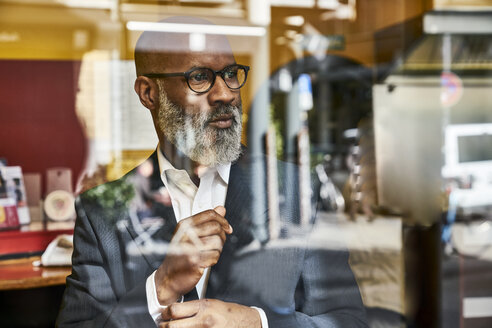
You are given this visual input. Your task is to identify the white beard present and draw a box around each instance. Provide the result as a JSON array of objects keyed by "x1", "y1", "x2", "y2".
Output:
[{"x1": 156, "y1": 80, "x2": 243, "y2": 166}]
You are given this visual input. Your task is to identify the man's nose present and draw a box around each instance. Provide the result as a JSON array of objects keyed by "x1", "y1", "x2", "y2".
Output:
[{"x1": 207, "y1": 76, "x2": 237, "y2": 105}]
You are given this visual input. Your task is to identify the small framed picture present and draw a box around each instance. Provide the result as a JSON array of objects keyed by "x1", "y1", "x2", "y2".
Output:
[
  {"x1": 0, "y1": 198, "x2": 20, "y2": 230},
  {"x1": 0, "y1": 166, "x2": 31, "y2": 225}
]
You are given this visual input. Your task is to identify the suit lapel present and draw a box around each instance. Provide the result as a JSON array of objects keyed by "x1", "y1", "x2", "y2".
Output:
[
  {"x1": 207, "y1": 152, "x2": 260, "y2": 297},
  {"x1": 224, "y1": 158, "x2": 254, "y2": 232}
]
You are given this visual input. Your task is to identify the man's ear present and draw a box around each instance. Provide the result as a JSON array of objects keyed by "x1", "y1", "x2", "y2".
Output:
[{"x1": 134, "y1": 76, "x2": 159, "y2": 110}]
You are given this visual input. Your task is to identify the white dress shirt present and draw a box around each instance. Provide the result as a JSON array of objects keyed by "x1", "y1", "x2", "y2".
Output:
[{"x1": 145, "y1": 147, "x2": 268, "y2": 327}]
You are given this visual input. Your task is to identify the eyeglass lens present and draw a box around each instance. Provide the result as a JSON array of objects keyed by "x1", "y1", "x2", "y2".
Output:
[{"x1": 188, "y1": 66, "x2": 247, "y2": 93}]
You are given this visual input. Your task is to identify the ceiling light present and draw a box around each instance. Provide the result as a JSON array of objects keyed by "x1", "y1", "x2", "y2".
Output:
[
  {"x1": 284, "y1": 16, "x2": 305, "y2": 27},
  {"x1": 126, "y1": 21, "x2": 266, "y2": 37}
]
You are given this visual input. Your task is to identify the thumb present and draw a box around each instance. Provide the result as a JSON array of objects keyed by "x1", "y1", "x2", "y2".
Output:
[
  {"x1": 213, "y1": 205, "x2": 226, "y2": 217},
  {"x1": 214, "y1": 206, "x2": 233, "y2": 234}
]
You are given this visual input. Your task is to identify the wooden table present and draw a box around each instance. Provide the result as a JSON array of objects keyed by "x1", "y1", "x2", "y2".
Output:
[{"x1": 0, "y1": 256, "x2": 71, "y2": 290}]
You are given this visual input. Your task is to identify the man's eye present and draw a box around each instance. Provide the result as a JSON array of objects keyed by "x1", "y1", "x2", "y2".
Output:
[
  {"x1": 224, "y1": 71, "x2": 237, "y2": 79},
  {"x1": 190, "y1": 73, "x2": 208, "y2": 82}
]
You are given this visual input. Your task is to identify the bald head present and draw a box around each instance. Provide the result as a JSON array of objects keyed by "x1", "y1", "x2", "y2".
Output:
[
  {"x1": 133, "y1": 16, "x2": 243, "y2": 166},
  {"x1": 134, "y1": 16, "x2": 234, "y2": 76}
]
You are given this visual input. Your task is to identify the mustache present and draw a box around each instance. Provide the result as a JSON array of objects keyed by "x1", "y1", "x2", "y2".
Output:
[{"x1": 206, "y1": 105, "x2": 241, "y2": 125}]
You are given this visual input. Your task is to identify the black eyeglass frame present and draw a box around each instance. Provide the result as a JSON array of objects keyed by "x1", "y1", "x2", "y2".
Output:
[{"x1": 143, "y1": 64, "x2": 250, "y2": 94}]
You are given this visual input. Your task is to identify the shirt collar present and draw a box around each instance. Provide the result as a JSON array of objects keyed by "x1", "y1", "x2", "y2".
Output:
[
  {"x1": 157, "y1": 145, "x2": 230, "y2": 184},
  {"x1": 215, "y1": 162, "x2": 230, "y2": 185},
  {"x1": 157, "y1": 145, "x2": 177, "y2": 176}
]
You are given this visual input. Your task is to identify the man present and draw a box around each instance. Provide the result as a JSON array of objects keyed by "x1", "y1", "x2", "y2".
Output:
[{"x1": 57, "y1": 17, "x2": 367, "y2": 328}]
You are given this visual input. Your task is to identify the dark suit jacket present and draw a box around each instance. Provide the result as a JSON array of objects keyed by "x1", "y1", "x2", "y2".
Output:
[{"x1": 57, "y1": 150, "x2": 367, "y2": 327}]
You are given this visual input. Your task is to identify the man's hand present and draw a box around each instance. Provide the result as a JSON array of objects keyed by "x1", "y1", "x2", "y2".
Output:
[
  {"x1": 159, "y1": 299, "x2": 262, "y2": 328},
  {"x1": 155, "y1": 206, "x2": 233, "y2": 305}
]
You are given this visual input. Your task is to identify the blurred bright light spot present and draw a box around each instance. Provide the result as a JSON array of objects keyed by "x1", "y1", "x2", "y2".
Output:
[
  {"x1": 269, "y1": 0, "x2": 315, "y2": 7},
  {"x1": 0, "y1": 31, "x2": 19, "y2": 43},
  {"x1": 284, "y1": 16, "x2": 305, "y2": 27},
  {"x1": 284, "y1": 30, "x2": 298, "y2": 39},
  {"x1": 126, "y1": 21, "x2": 266, "y2": 37},
  {"x1": 278, "y1": 68, "x2": 292, "y2": 92},
  {"x1": 275, "y1": 36, "x2": 288, "y2": 46},
  {"x1": 479, "y1": 221, "x2": 491, "y2": 232},
  {"x1": 73, "y1": 30, "x2": 89, "y2": 50},
  {"x1": 55, "y1": 0, "x2": 114, "y2": 9},
  {"x1": 189, "y1": 33, "x2": 205, "y2": 52},
  {"x1": 318, "y1": 0, "x2": 340, "y2": 10}
]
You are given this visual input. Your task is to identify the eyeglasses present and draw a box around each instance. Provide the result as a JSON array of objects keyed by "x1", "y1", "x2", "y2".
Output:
[{"x1": 143, "y1": 64, "x2": 250, "y2": 94}]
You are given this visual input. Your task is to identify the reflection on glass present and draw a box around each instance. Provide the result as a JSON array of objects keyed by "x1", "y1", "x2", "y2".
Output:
[{"x1": 2, "y1": 2, "x2": 492, "y2": 328}]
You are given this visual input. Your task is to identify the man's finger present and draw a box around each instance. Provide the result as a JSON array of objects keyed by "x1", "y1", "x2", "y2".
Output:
[
  {"x1": 181, "y1": 223, "x2": 226, "y2": 246},
  {"x1": 213, "y1": 205, "x2": 226, "y2": 217},
  {"x1": 160, "y1": 316, "x2": 202, "y2": 328},
  {"x1": 198, "y1": 250, "x2": 222, "y2": 268},
  {"x1": 214, "y1": 206, "x2": 233, "y2": 234},
  {"x1": 161, "y1": 301, "x2": 200, "y2": 321},
  {"x1": 190, "y1": 210, "x2": 232, "y2": 234},
  {"x1": 193, "y1": 221, "x2": 226, "y2": 241},
  {"x1": 199, "y1": 235, "x2": 224, "y2": 252}
]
